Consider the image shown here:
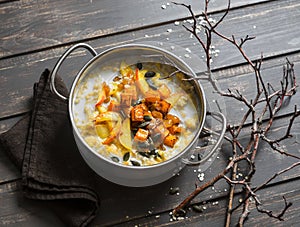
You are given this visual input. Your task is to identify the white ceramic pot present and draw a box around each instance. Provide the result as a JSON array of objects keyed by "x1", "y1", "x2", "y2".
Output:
[{"x1": 50, "y1": 43, "x2": 223, "y2": 187}]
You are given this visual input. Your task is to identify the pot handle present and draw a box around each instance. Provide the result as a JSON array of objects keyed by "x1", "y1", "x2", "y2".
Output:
[
  {"x1": 182, "y1": 111, "x2": 227, "y2": 165},
  {"x1": 50, "y1": 43, "x2": 98, "y2": 101}
]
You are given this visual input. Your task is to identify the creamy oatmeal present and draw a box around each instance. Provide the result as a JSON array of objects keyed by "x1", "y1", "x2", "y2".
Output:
[{"x1": 73, "y1": 61, "x2": 200, "y2": 166}]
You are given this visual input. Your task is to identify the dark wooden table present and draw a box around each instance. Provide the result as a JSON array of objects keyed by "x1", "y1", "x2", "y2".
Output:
[{"x1": 1, "y1": 0, "x2": 300, "y2": 226}]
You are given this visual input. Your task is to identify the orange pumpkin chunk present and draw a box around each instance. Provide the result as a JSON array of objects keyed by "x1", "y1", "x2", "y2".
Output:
[
  {"x1": 164, "y1": 134, "x2": 178, "y2": 148},
  {"x1": 134, "y1": 128, "x2": 149, "y2": 142}
]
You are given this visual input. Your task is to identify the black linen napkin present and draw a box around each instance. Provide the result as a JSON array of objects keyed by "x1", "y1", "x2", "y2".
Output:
[{"x1": 0, "y1": 69, "x2": 100, "y2": 226}]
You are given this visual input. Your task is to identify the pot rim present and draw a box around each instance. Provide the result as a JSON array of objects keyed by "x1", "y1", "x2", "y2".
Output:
[{"x1": 68, "y1": 43, "x2": 207, "y2": 169}]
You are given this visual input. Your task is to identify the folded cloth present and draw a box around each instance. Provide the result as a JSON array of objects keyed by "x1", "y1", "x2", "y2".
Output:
[{"x1": 0, "y1": 69, "x2": 100, "y2": 226}]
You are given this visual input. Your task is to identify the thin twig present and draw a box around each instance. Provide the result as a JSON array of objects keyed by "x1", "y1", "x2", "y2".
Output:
[{"x1": 172, "y1": 1, "x2": 299, "y2": 225}]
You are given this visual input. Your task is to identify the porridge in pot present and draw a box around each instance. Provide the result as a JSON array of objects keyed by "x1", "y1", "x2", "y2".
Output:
[{"x1": 73, "y1": 61, "x2": 201, "y2": 166}]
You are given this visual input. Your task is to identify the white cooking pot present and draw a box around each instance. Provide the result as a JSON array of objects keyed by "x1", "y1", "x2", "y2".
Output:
[{"x1": 50, "y1": 43, "x2": 226, "y2": 187}]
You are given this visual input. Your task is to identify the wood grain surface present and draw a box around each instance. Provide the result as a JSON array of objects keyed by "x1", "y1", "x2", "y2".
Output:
[{"x1": 0, "y1": 0, "x2": 299, "y2": 226}]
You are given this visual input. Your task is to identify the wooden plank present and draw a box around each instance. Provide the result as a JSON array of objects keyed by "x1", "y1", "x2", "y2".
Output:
[
  {"x1": 0, "y1": 50, "x2": 299, "y2": 121},
  {"x1": 108, "y1": 178, "x2": 300, "y2": 226},
  {"x1": 1, "y1": 1, "x2": 299, "y2": 226},
  {"x1": 0, "y1": 114, "x2": 24, "y2": 134},
  {"x1": 92, "y1": 117, "x2": 300, "y2": 226},
  {"x1": 1, "y1": 137, "x2": 299, "y2": 226},
  {"x1": 0, "y1": 150, "x2": 19, "y2": 183},
  {"x1": 1, "y1": 178, "x2": 299, "y2": 226},
  {"x1": 0, "y1": 0, "x2": 18, "y2": 4},
  {"x1": 1, "y1": 115, "x2": 299, "y2": 225},
  {"x1": 0, "y1": 0, "x2": 299, "y2": 119},
  {"x1": 218, "y1": 63, "x2": 300, "y2": 125},
  {"x1": 0, "y1": 0, "x2": 270, "y2": 58}
]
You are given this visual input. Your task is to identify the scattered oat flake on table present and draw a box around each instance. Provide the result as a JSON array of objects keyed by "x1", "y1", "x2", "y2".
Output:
[
  {"x1": 161, "y1": 4, "x2": 167, "y2": 9},
  {"x1": 198, "y1": 175, "x2": 204, "y2": 182},
  {"x1": 187, "y1": 19, "x2": 194, "y2": 24},
  {"x1": 185, "y1": 48, "x2": 191, "y2": 53},
  {"x1": 174, "y1": 21, "x2": 180, "y2": 26}
]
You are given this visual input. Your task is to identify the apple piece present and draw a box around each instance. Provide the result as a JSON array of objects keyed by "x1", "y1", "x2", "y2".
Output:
[{"x1": 118, "y1": 117, "x2": 132, "y2": 150}]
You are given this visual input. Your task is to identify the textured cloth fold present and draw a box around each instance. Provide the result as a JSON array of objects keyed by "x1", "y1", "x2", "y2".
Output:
[{"x1": 0, "y1": 69, "x2": 99, "y2": 226}]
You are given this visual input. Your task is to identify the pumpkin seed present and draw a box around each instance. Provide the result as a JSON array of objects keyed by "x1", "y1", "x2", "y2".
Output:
[
  {"x1": 149, "y1": 149, "x2": 156, "y2": 156},
  {"x1": 123, "y1": 152, "x2": 130, "y2": 162},
  {"x1": 150, "y1": 149, "x2": 161, "y2": 158},
  {"x1": 131, "y1": 160, "x2": 141, "y2": 166},
  {"x1": 111, "y1": 156, "x2": 120, "y2": 163},
  {"x1": 137, "y1": 121, "x2": 150, "y2": 128},
  {"x1": 138, "y1": 151, "x2": 151, "y2": 158},
  {"x1": 145, "y1": 71, "x2": 156, "y2": 78},
  {"x1": 143, "y1": 115, "x2": 152, "y2": 121},
  {"x1": 192, "y1": 205, "x2": 203, "y2": 213},
  {"x1": 136, "y1": 62, "x2": 143, "y2": 70},
  {"x1": 175, "y1": 208, "x2": 186, "y2": 217}
]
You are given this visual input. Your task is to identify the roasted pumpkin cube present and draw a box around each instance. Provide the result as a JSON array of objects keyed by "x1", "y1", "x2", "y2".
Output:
[
  {"x1": 131, "y1": 105, "x2": 145, "y2": 122},
  {"x1": 166, "y1": 114, "x2": 180, "y2": 124},
  {"x1": 138, "y1": 103, "x2": 148, "y2": 111},
  {"x1": 153, "y1": 100, "x2": 171, "y2": 115},
  {"x1": 134, "y1": 128, "x2": 149, "y2": 142},
  {"x1": 151, "y1": 110, "x2": 163, "y2": 119},
  {"x1": 163, "y1": 119, "x2": 173, "y2": 128},
  {"x1": 164, "y1": 134, "x2": 178, "y2": 148},
  {"x1": 168, "y1": 125, "x2": 182, "y2": 134}
]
